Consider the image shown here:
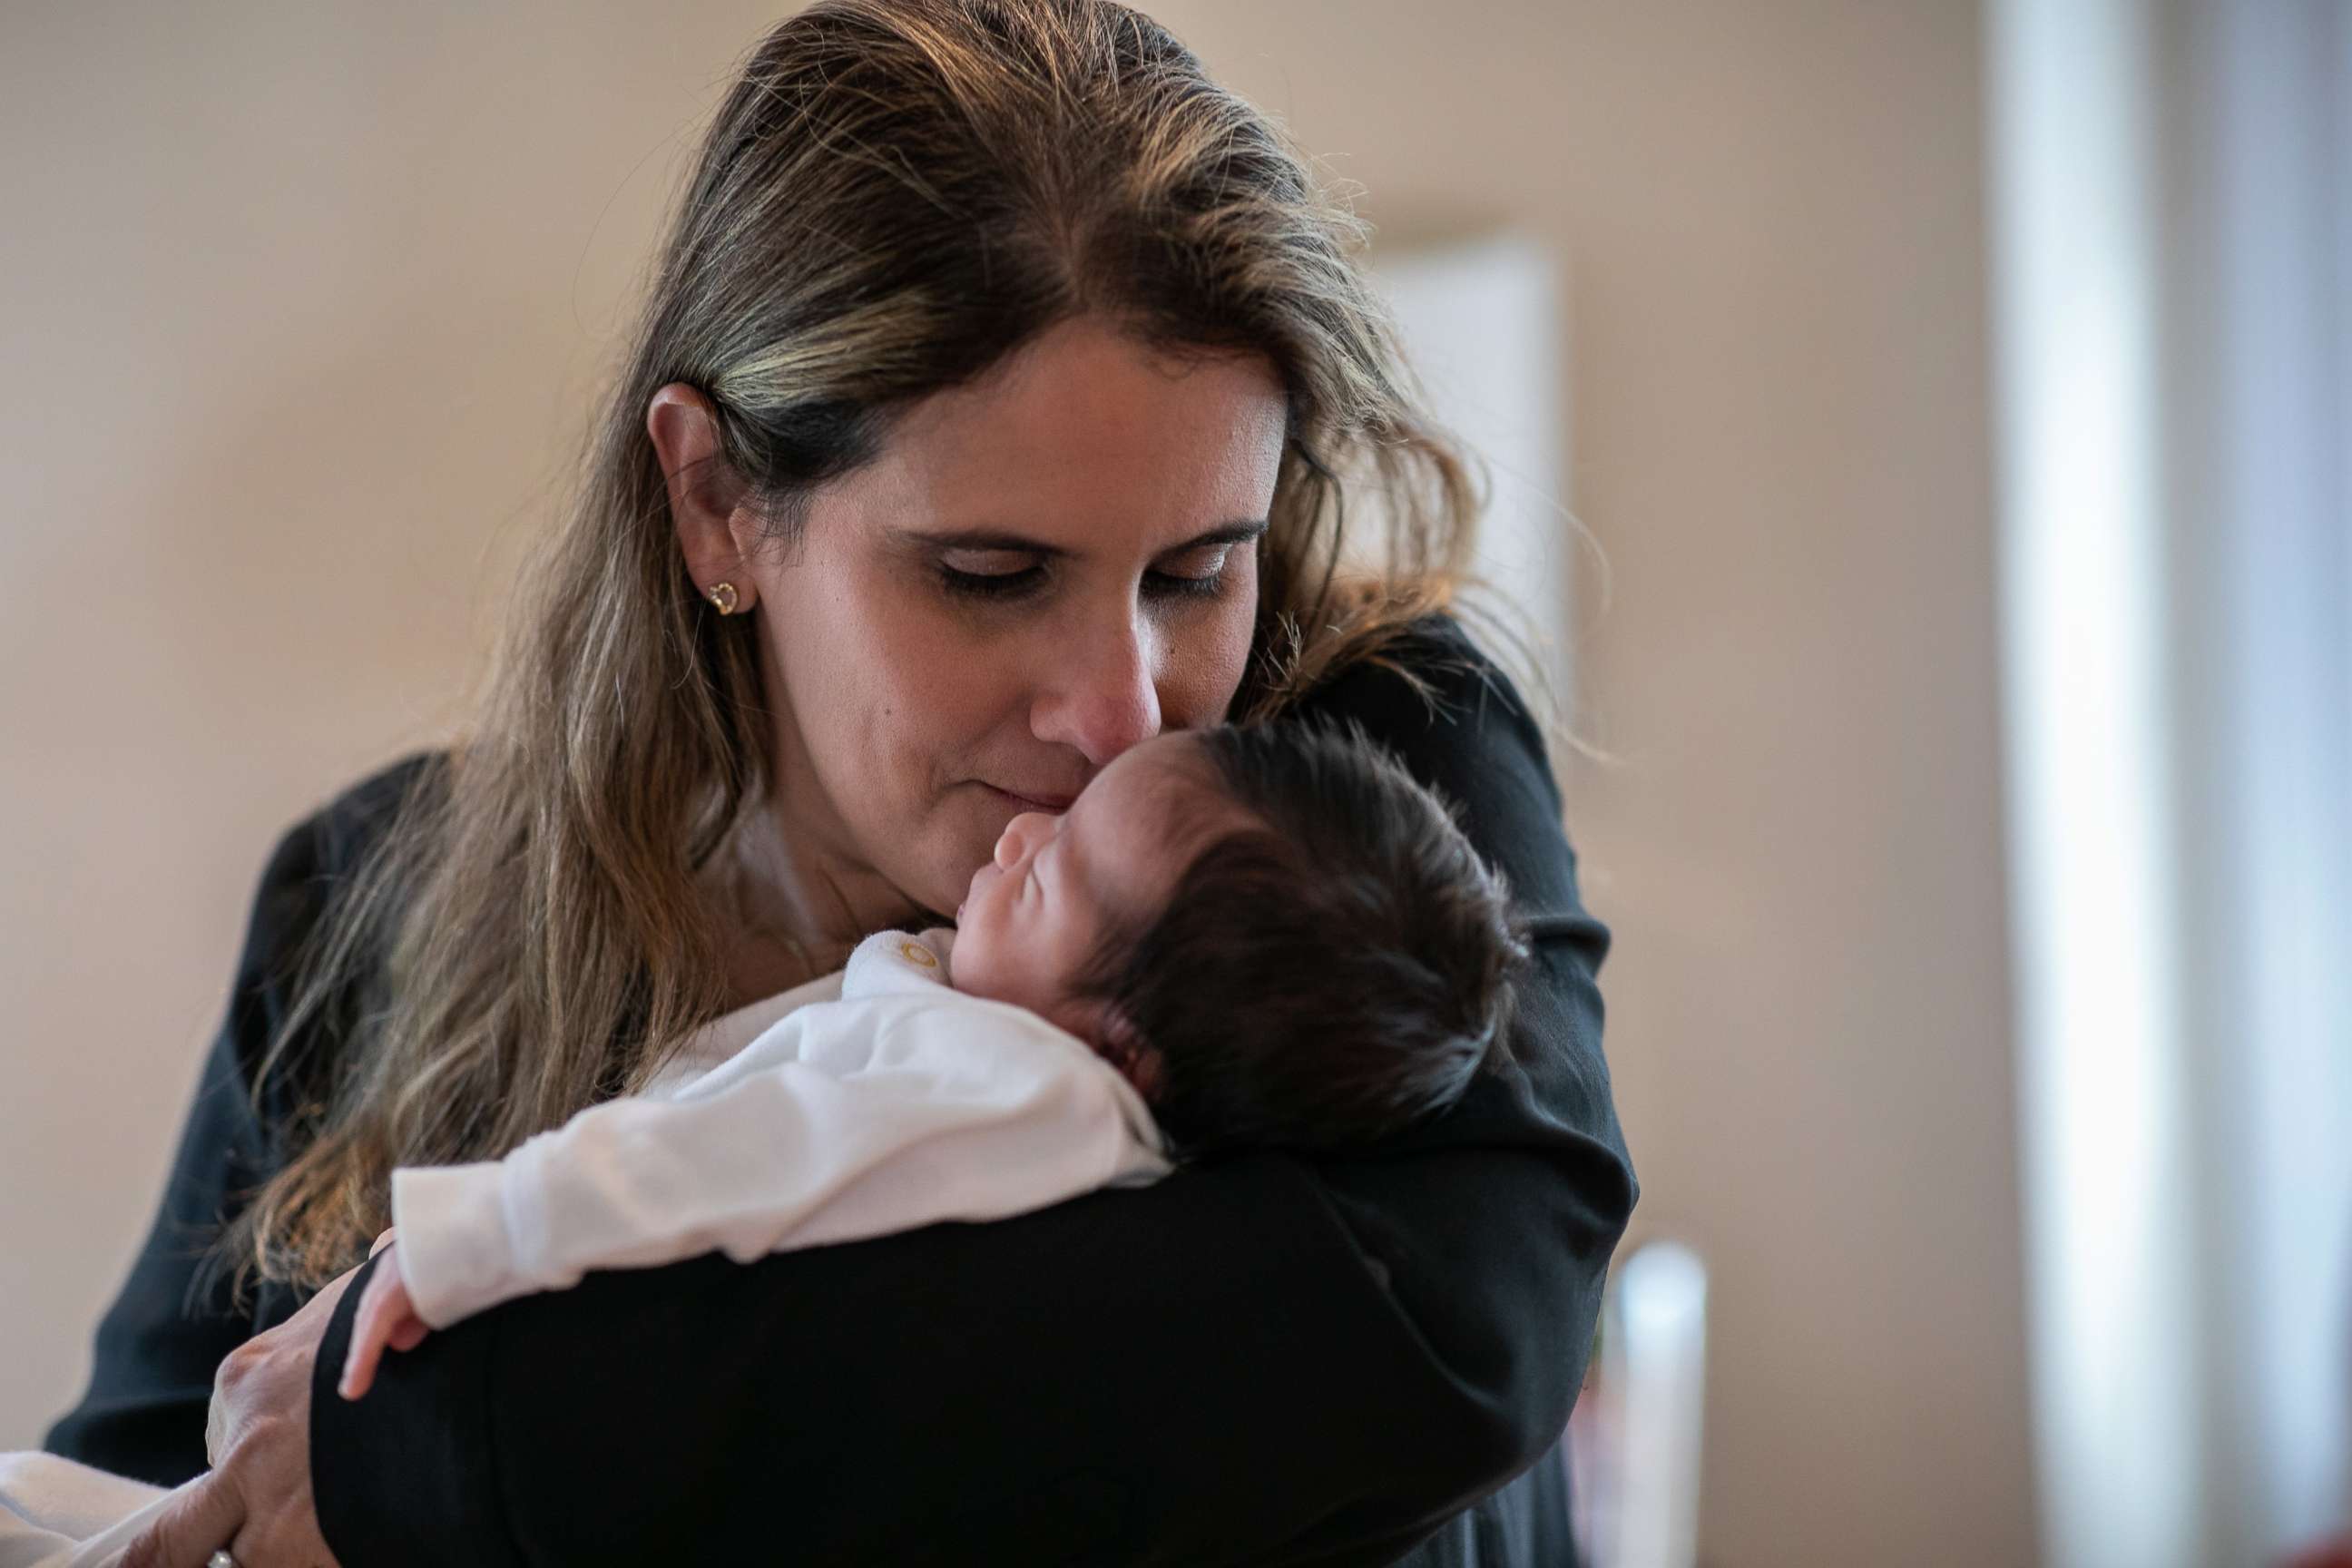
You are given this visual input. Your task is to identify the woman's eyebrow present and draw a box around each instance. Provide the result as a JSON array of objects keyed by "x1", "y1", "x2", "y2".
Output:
[{"x1": 883, "y1": 519, "x2": 1267, "y2": 559}]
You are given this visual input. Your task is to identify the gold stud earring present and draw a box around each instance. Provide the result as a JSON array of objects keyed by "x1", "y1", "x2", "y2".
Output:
[{"x1": 706, "y1": 581, "x2": 740, "y2": 615}]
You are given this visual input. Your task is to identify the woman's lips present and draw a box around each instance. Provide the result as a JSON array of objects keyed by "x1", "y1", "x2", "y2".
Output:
[{"x1": 985, "y1": 784, "x2": 1074, "y2": 813}]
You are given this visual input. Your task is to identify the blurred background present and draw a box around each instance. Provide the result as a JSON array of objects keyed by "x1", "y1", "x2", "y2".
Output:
[{"x1": 2, "y1": 2, "x2": 2344, "y2": 1565}]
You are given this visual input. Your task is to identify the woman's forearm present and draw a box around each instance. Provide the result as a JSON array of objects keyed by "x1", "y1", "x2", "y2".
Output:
[{"x1": 312, "y1": 1134, "x2": 1622, "y2": 1566}]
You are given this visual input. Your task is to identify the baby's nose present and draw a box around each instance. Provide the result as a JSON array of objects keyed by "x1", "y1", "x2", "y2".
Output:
[{"x1": 995, "y1": 812, "x2": 1046, "y2": 868}]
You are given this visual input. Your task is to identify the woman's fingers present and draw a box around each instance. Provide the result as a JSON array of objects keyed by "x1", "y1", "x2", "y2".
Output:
[
  {"x1": 203, "y1": 1378, "x2": 229, "y2": 1470},
  {"x1": 368, "y1": 1225, "x2": 398, "y2": 1258},
  {"x1": 168, "y1": 1263, "x2": 354, "y2": 1567},
  {"x1": 119, "y1": 1469, "x2": 245, "y2": 1568}
]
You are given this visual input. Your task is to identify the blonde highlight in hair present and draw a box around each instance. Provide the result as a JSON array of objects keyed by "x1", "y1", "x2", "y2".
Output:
[{"x1": 209, "y1": 0, "x2": 1576, "y2": 1300}]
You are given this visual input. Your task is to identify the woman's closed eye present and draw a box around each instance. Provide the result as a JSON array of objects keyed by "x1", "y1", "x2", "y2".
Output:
[
  {"x1": 936, "y1": 544, "x2": 1237, "y2": 603},
  {"x1": 1152, "y1": 543, "x2": 1237, "y2": 597}
]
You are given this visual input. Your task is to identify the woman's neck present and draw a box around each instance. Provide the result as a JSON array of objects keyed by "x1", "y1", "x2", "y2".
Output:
[
  {"x1": 703, "y1": 789, "x2": 928, "y2": 1007},
  {"x1": 711, "y1": 928, "x2": 858, "y2": 1012}
]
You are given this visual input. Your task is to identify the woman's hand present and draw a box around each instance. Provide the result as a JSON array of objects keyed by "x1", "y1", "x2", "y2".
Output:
[
  {"x1": 337, "y1": 1239, "x2": 430, "y2": 1401},
  {"x1": 120, "y1": 1228, "x2": 395, "y2": 1568}
]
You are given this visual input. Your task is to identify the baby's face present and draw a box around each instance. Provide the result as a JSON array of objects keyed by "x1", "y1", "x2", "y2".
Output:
[{"x1": 951, "y1": 730, "x2": 1228, "y2": 1044}]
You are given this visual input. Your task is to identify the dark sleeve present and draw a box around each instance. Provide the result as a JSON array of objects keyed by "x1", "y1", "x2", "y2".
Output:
[
  {"x1": 309, "y1": 615, "x2": 1637, "y2": 1568},
  {"x1": 41, "y1": 751, "x2": 442, "y2": 1488}
]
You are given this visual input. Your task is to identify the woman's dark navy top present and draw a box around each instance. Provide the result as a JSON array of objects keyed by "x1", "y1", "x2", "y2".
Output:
[{"x1": 44, "y1": 612, "x2": 1636, "y2": 1566}]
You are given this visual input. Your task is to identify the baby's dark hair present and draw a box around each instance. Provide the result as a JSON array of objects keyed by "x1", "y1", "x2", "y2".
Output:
[{"x1": 1066, "y1": 718, "x2": 1532, "y2": 1163}]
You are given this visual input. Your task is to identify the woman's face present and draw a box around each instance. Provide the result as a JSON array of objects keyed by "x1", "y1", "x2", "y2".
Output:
[{"x1": 727, "y1": 316, "x2": 1287, "y2": 926}]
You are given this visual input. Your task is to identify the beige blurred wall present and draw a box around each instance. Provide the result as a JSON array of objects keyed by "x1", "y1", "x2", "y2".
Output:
[{"x1": 0, "y1": 2, "x2": 2030, "y2": 1563}]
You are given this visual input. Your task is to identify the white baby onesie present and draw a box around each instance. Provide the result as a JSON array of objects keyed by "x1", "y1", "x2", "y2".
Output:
[
  {"x1": 390, "y1": 925, "x2": 1176, "y2": 1328},
  {"x1": 0, "y1": 1451, "x2": 176, "y2": 1567}
]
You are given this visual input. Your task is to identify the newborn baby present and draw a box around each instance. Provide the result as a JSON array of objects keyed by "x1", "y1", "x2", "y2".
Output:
[{"x1": 336, "y1": 716, "x2": 1533, "y2": 1398}]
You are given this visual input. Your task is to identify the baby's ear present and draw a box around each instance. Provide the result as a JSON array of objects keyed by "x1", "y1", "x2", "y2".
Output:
[{"x1": 1097, "y1": 1005, "x2": 1165, "y2": 1102}]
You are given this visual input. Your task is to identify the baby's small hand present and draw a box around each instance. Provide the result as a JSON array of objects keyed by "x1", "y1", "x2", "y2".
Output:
[{"x1": 338, "y1": 1240, "x2": 430, "y2": 1401}]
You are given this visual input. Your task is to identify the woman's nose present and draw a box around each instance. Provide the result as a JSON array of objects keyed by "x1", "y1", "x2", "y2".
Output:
[{"x1": 1030, "y1": 608, "x2": 1161, "y2": 767}]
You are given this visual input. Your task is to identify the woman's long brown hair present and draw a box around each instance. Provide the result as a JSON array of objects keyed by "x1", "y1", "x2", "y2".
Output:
[{"x1": 207, "y1": 0, "x2": 1586, "y2": 1301}]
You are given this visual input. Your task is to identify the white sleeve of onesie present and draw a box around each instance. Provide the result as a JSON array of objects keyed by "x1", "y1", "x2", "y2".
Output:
[{"x1": 389, "y1": 995, "x2": 1171, "y2": 1329}]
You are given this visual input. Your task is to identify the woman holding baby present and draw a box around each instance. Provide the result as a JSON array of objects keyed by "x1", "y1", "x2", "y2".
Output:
[{"x1": 46, "y1": 1, "x2": 1637, "y2": 1563}]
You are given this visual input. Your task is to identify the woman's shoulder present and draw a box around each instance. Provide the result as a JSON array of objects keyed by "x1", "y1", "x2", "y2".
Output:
[
  {"x1": 296, "y1": 745, "x2": 452, "y2": 875},
  {"x1": 244, "y1": 746, "x2": 450, "y2": 956},
  {"x1": 226, "y1": 747, "x2": 453, "y2": 1103},
  {"x1": 1289, "y1": 611, "x2": 1551, "y2": 773},
  {"x1": 1286, "y1": 608, "x2": 1589, "y2": 928}
]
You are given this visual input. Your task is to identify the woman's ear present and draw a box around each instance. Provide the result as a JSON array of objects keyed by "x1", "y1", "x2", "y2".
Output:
[{"x1": 646, "y1": 382, "x2": 760, "y2": 613}]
